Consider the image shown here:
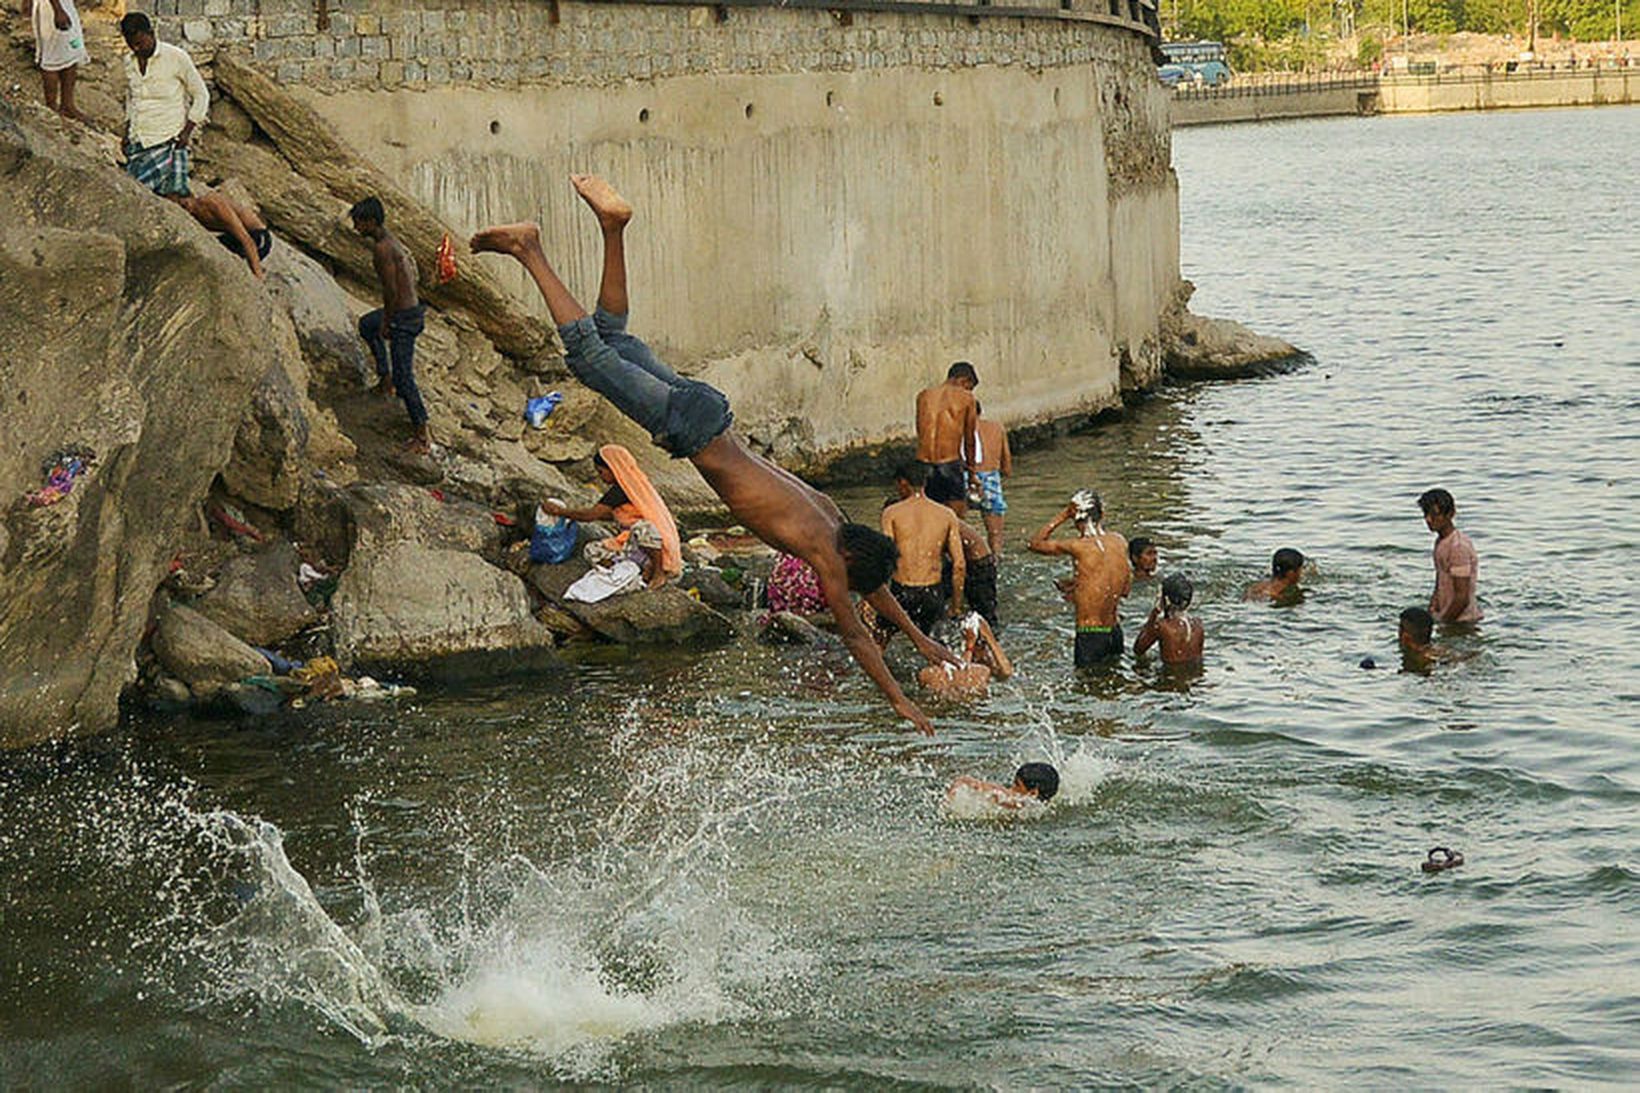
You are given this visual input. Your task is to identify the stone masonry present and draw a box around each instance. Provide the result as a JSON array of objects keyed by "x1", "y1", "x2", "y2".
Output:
[{"x1": 147, "y1": 0, "x2": 1155, "y2": 90}]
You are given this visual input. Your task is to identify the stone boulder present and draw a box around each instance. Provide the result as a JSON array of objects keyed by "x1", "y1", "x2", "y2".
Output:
[
  {"x1": 527, "y1": 562, "x2": 735, "y2": 646},
  {"x1": 262, "y1": 238, "x2": 372, "y2": 385},
  {"x1": 193, "y1": 541, "x2": 319, "y2": 648},
  {"x1": 0, "y1": 102, "x2": 307, "y2": 746},
  {"x1": 151, "y1": 602, "x2": 270, "y2": 698},
  {"x1": 1160, "y1": 280, "x2": 1306, "y2": 380},
  {"x1": 221, "y1": 360, "x2": 312, "y2": 512},
  {"x1": 330, "y1": 542, "x2": 553, "y2": 667}
]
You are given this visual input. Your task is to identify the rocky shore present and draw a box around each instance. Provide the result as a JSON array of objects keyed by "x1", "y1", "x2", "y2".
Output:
[{"x1": 0, "y1": 9, "x2": 1301, "y2": 747}]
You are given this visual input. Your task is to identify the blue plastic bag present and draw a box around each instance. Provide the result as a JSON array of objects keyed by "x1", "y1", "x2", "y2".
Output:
[
  {"x1": 524, "y1": 391, "x2": 564, "y2": 429},
  {"x1": 529, "y1": 505, "x2": 579, "y2": 564}
]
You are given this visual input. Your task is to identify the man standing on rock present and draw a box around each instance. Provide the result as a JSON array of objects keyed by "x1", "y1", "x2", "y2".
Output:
[
  {"x1": 351, "y1": 196, "x2": 433, "y2": 454},
  {"x1": 25, "y1": 0, "x2": 90, "y2": 123},
  {"x1": 119, "y1": 13, "x2": 208, "y2": 198},
  {"x1": 915, "y1": 362, "x2": 979, "y2": 518},
  {"x1": 470, "y1": 175, "x2": 960, "y2": 734},
  {"x1": 1030, "y1": 489, "x2": 1132, "y2": 668}
]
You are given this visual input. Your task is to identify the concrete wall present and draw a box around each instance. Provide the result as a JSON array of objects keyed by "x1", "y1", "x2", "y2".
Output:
[
  {"x1": 1378, "y1": 70, "x2": 1638, "y2": 114},
  {"x1": 1172, "y1": 85, "x2": 1373, "y2": 127},
  {"x1": 166, "y1": 1, "x2": 1177, "y2": 466}
]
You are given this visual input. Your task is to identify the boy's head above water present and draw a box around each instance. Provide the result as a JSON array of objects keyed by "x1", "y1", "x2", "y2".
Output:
[
  {"x1": 1129, "y1": 537, "x2": 1157, "y2": 576},
  {"x1": 1399, "y1": 606, "x2": 1435, "y2": 648},
  {"x1": 1271, "y1": 548, "x2": 1305, "y2": 579},
  {"x1": 1012, "y1": 762, "x2": 1060, "y2": 802},
  {"x1": 1161, "y1": 573, "x2": 1194, "y2": 611}
]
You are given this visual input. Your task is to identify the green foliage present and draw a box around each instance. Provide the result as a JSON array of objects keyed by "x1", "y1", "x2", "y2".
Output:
[{"x1": 1173, "y1": 0, "x2": 1639, "y2": 71}]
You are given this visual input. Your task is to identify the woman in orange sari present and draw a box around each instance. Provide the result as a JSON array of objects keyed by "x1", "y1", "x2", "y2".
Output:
[{"x1": 539, "y1": 444, "x2": 681, "y2": 589}]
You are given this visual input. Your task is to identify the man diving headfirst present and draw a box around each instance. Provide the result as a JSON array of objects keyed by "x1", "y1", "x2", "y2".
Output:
[{"x1": 471, "y1": 175, "x2": 959, "y2": 734}]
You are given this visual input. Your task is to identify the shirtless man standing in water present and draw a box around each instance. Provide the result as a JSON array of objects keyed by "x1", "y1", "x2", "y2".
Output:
[
  {"x1": 881, "y1": 462, "x2": 966, "y2": 633},
  {"x1": 1029, "y1": 490, "x2": 1132, "y2": 668},
  {"x1": 471, "y1": 176, "x2": 958, "y2": 734},
  {"x1": 914, "y1": 362, "x2": 979, "y2": 517}
]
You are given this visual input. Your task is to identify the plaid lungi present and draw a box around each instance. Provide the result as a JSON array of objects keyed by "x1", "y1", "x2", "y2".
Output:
[{"x1": 125, "y1": 140, "x2": 191, "y2": 197}]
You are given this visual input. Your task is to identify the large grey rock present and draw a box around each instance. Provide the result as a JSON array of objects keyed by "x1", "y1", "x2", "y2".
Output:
[
  {"x1": 151, "y1": 602, "x2": 269, "y2": 697},
  {"x1": 527, "y1": 562, "x2": 735, "y2": 646},
  {"x1": 262, "y1": 239, "x2": 372, "y2": 385},
  {"x1": 0, "y1": 103, "x2": 306, "y2": 746},
  {"x1": 194, "y1": 541, "x2": 319, "y2": 647},
  {"x1": 1161, "y1": 281, "x2": 1305, "y2": 380},
  {"x1": 330, "y1": 542, "x2": 553, "y2": 666},
  {"x1": 221, "y1": 361, "x2": 311, "y2": 512}
]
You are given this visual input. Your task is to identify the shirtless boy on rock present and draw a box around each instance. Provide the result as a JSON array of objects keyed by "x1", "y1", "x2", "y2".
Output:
[
  {"x1": 1029, "y1": 490, "x2": 1132, "y2": 668},
  {"x1": 471, "y1": 176, "x2": 959, "y2": 733},
  {"x1": 169, "y1": 183, "x2": 272, "y2": 280}
]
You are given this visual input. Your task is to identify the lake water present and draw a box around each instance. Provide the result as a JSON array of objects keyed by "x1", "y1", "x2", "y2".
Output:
[{"x1": 3, "y1": 106, "x2": 1637, "y2": 1087}]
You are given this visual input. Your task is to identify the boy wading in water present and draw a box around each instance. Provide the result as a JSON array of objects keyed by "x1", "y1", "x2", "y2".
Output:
[
  {"x1": 1419, "y1": 488, "x2": 1482, "y2": 624},
  {"x1": 1134, "y1": 574, "x2": 1204, "y2": 665},
  {"x1": 1029, "y1": 490, "x2": 1131, "y2": 668},
  {"x1": 915, "y1": 362, "x2": 979, "y2": 518},
  {"x1": 471, "y1": 176, "x2": 959, "y2": 734},
  {"x1": 352, "y1": 196, "x2": 433, "y2": 454}
]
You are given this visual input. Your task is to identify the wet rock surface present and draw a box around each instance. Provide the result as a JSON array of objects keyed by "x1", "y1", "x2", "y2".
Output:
[{"x1": 193, "y1": 541, "x2": 319, "y2": 648}]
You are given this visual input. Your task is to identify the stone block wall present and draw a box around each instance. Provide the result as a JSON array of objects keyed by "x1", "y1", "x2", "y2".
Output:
[{"x1": 147, "y1": 0, "x2": 1154, "y2": 90}]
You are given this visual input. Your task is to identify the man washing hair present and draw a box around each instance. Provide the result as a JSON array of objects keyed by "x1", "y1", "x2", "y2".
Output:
[
  {"x1": 1029, "y1": 489, "x2": 1132, "y2": 668},
  {"x1": 471, "y1": 176, "x2": 959, "y2": 733}
]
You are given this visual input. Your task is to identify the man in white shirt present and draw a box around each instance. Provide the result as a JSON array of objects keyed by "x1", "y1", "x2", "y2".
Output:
[
  {"x1": 119, "y1": 12, "x2": 208, "y2": 197},
  {"x1": 24, "y1": 0, "x2": 91, "y2": 122}
]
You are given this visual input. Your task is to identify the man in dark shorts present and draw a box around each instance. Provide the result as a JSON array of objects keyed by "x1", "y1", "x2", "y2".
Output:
[
  {"x1": 471, "y1": 176, "x2": 960, "y2": 733},
  {"x1": 1029, "y1": 489, "x2": 1131, "y2": 668},
  {"x1": 915, "y1": 362, "x2": 979, "y2": 517},
  {"x1": 882, "y1": 463, "x2": 965, "y2": 634}
]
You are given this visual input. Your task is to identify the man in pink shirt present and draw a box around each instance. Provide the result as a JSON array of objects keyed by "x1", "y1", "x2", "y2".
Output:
[{"x1": 1419, "y1": 488, "x2": 1482, "y2": 623}]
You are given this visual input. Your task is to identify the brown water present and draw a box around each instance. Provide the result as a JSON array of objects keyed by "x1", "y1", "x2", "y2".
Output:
[{"x1": 2, "y1": 106, "x2": 1637, "y2": 1087}]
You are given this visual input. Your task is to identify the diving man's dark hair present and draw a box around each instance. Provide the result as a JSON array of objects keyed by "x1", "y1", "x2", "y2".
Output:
[
  {"x1": 1015, "y1": 762, "x2": 1060, "y2": 802},
  {"x1": 349, "y1": 196, "x2": 386, "y2": 225},
  {"x1": 1161, "y1": 573, "x2": 1194, "y2": 609},
  {"x1": 946, "y1": 361, "x2": 978, "y2": 384},
  {"x1": 1272, "y1": 548, "x2": 1305, "y2": 577},
  {"x1": 1418, "y1": 488, "x2": 1455, "y2": 516},
  {"x1": 894, "y1": 462, "x2": 929, "y2": 490},
  {"x1": 120, "y1": 12, "x2": 154, "y2": 38},
  {"x1": 839, "y1": 522, "x2": 899, "y2": 593},
  {"x1": 1400, "y1": 606, "x2": 1435, "y2": 644},
  {"x1": 1128, "y1": 536, "x2": 1154, "y2": 562}
]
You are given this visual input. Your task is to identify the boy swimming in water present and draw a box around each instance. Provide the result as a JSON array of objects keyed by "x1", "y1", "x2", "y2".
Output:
[
  {"x1": 1134, "y1": 574, "x2": 1204, "y2": 664},
  {"x1": 1398, "y1": 606, "x2": 1465, "y2": 668},
  {"x1": 1128, "y1": 536, "x2": 1158, "y2": 582},
  {"x1": 472, "y1": 177, "x2": 958, "y2": 734},
  {"x1": 1244, "y1": 547, "x2": 1305, "y2": 602},
  {"x1": 946, "y1": 762, "x2": 1060, "y2": 810}
]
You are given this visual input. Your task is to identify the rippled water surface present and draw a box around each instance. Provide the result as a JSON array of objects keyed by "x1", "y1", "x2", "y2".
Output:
[{"x1": 3, "y1": 107, "x2": 1637, "y2": 1087}]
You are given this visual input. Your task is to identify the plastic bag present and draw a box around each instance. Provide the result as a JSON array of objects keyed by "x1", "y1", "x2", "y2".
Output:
[
  {"x1": 529, "y1": 502, "x2": 579, "y2": 564},
  {"x1": 524, "y1": 391, "x2": 563, "y2": 429}
]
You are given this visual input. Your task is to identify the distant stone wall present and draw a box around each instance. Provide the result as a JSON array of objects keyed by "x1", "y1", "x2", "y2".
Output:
[{"x1": 151, "y1": 0, "x2": 1155, "y2": 90}]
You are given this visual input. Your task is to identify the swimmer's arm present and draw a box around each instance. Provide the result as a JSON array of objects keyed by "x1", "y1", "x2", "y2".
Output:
[
  {"x1": 978, "y1": 620, "x2": 1014, "y2": 679},
  {"x1": 1028, "y1": 506, "x2": 1076, "y2": 554},
  {"x1": 866, "y1": 584, "x2": 963, "y2": 668},
  {"x1": 823, "y1": 572, "x2": 935, "y2": 735}
]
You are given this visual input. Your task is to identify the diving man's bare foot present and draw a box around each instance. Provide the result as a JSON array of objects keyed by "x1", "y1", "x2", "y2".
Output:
[
  {"x1": 469, "y1": 222, "x2": 542, "y2": 257},
  {"x1": 570, "y1": 174, "x2": 633, "y2": 232}
]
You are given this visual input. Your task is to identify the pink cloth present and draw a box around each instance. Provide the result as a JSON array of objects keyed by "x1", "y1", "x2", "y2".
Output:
[
  {"x1": 1432, "y1": 529, "x2": 1482, "y2": 622},
  {"x1": 766, "y1": 554, "x2": 827, "y2": 615}
]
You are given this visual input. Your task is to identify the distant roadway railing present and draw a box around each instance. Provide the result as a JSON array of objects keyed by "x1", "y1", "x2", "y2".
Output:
[{"x1": 1173, "y1": 64, "x2": 1636, "y2": 99}]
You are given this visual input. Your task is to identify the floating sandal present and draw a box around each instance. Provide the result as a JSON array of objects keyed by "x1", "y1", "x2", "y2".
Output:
[{"x1": 1421, "y1": 847, "x2": 1464, "y2": 874}]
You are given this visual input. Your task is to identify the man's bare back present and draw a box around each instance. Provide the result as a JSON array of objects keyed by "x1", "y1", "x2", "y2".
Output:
[
  {"x1": 974, "y1": 418, "x2": 1007, "y2": 474},
  {"x1": 882, "y1": 495, "x2": 964, "y2": 589},
  {"x1": 915, "y1": 381, "x2": 977, "y2": 465}
]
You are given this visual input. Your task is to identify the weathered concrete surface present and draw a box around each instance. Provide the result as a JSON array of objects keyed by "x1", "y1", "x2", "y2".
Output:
[
  {"x1": 1378, "y1": 69, "x2": 1638, "y2": 114},
  {"x1": 0, "y1": 102, "x2": 303, "y2": 746},
  {"x1": 303, "y1": 56, "x2": 1179, "y2": 476}
]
